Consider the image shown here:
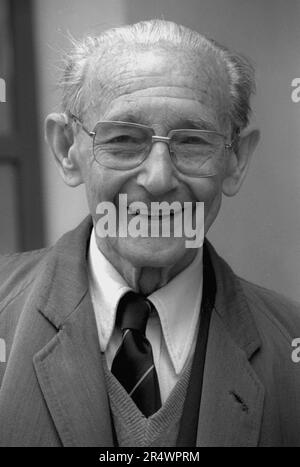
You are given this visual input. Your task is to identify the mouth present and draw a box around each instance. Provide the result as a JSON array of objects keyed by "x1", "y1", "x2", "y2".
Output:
[{"x1": 127, "y1": 207, "x2": 183, "y2": 219}]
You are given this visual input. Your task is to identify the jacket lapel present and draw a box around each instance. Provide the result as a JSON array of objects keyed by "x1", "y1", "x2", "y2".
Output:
[
  {"x1": 196, "y1": 243, "x2": 265, "y2": 447},
  {"x1": 33, "y1": 291, "x2": 113, "y2": 447},
  {"x1": 196, "y1": 311, "x2": 265, "y2": 446},
  {"x1": 33, "y1": 217, "x2": 114, "y2": 446}
]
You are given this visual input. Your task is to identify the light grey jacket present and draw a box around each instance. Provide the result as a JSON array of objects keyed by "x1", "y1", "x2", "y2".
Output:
[{"x1": 0, "y1": 217, "x2": 300, "y2": 446}]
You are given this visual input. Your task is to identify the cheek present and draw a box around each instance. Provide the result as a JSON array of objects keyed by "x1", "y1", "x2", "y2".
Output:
[
  {"x1": 83, "y1": 163, "x2": 132, "y2": 214},
  {"x1": 88, "y1": 178, "x2": 117, "y2": 218},
  {"x1": 83, "y1": 167, "x2": 104, "y2": 214},
  {"x1": 190, "y1": 175, "x2": 222, "y2": 204},
  {"x1": 189, "y1": 176, "x2": 223, "y2": 232}
]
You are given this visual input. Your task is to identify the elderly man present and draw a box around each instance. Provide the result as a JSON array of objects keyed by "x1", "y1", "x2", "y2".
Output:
[{"x1": 0, "y1": 19, "x2": 300, "y2": 448}]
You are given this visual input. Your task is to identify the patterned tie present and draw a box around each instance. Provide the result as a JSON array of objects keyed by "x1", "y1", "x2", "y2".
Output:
[{"x1": 111, "y1": 291, "x2": 162, "y2": 417}]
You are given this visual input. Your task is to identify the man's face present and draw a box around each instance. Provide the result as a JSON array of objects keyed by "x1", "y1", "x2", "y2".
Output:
[{"x1": 75, "y1": 46, "x2": 232, "y2": 268}]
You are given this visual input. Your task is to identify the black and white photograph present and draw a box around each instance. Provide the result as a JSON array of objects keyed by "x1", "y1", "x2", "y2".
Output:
[{"x1": 0, "y1": 0, "x2": 300, "y2": 450}]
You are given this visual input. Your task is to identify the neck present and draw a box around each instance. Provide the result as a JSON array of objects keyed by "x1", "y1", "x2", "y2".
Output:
[{"x1": 95, "y1": 239, "x2": 197, "y2": 295}]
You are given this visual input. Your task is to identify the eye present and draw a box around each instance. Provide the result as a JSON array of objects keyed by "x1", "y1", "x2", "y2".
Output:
[
  {"x1": 107, "y1": 134, "x2": 138, "y2": 144},
  {"x1": 177, "y1": 136, "x2": 212, "y2": 146}
]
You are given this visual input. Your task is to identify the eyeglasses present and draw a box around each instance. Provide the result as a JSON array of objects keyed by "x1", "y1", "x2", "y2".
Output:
[{"x1": 70, "y1": 113, "x2": 239, "y2": 177}]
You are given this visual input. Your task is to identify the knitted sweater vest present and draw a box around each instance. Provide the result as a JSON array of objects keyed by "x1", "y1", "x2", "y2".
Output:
[{"x1": 102, "y1": 356, "x2": 192, "y2": 447}]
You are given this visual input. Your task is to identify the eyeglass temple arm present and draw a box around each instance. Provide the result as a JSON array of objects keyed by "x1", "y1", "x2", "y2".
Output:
[
  {"x1": 68, "y1": 112, "x2": 95, "y2": 137},
  {"x1": 225, "y1": 128, "x2": 240, "y2": 150}
]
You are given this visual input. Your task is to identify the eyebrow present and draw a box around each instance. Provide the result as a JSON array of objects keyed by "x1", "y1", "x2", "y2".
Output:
[
  {"x1": 101, "y1": 113, "x2": 218, "y2": 132},
  {"x1": 178, "y1": 118, "x2": 218, "y2": 132},
  {"x1": 102, "y1": 111, "x2": 142, "y2": 124}
]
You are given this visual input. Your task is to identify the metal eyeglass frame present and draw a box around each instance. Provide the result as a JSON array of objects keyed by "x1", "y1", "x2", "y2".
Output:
[{"x1": 69, "y1": 112, "x2": 240, "y2": 175}]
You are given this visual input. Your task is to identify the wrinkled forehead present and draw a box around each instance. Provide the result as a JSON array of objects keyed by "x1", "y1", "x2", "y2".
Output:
[{"x1": 83, "y1": 44, "x2": 231, "y2": 128}]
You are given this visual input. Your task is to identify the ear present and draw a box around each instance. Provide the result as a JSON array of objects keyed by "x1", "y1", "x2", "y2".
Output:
[
  {"x1": 45, "y1": 113, "x2": 84, "y2": 187},
  {"x1": 222, "y1": 128, "x2": 260, "y2": 197}
]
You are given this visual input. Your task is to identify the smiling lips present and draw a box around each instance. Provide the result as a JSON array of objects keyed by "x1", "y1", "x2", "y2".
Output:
[{"x1": 127, "y1": 207, "x2": 183, "y2": 219}]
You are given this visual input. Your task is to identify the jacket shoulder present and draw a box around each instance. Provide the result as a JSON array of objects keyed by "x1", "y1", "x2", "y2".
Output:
[{"x1": 239, "y1": 277, "x2": 300, "y2": 342}]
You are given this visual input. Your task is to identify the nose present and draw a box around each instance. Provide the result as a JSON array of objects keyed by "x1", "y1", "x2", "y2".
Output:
[{"x1": 136, "y1": 141, "x2": 179, "y2": 196}]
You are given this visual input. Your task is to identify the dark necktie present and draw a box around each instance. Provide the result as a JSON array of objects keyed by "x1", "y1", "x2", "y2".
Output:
[{"x1": 111, "y1": 291, "x2": 162, "y2": 417}]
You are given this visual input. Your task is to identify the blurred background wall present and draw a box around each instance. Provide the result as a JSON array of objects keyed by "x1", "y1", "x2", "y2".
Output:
[
  {"x1": 33, "y1": 0, "x2": 127, "y2": 247},
  {"x1": 3, "y1": 0, "x2": 300, "y2": 301}
]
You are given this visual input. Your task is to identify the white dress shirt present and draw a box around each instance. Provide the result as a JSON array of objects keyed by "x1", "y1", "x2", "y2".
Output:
[{"x1": 88, "y1": 229, "x2": 203, "y2": 403}]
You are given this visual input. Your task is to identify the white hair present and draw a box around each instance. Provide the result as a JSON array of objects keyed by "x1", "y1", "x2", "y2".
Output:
[{"x1": 60, "y1": 19, "x2": 256, "y2": 130}]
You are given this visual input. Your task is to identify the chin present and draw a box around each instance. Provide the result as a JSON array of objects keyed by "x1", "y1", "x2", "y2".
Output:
[{"x1": 113, "y1": 236, "x2": 190, "y2": 268}]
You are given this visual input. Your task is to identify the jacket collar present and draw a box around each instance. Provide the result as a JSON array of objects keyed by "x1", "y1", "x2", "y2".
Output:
[
  {"x1": 35, "y1": 216, "x2": 94, "y2": 329},
  {"x1": 207, "y1": 241, "x2": 262, "y2": 359}
]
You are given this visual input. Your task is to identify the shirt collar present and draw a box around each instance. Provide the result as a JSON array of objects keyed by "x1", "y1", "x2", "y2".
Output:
[
  {"x1": 148, "y1": 249, "x2": 203, "y2": 374},
  {"x1": 88, "y1": 230, "x2": 131, "y2": 348},
  {"x1": 88, "y1": 229, "x2": 203, "y2": 375}
]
